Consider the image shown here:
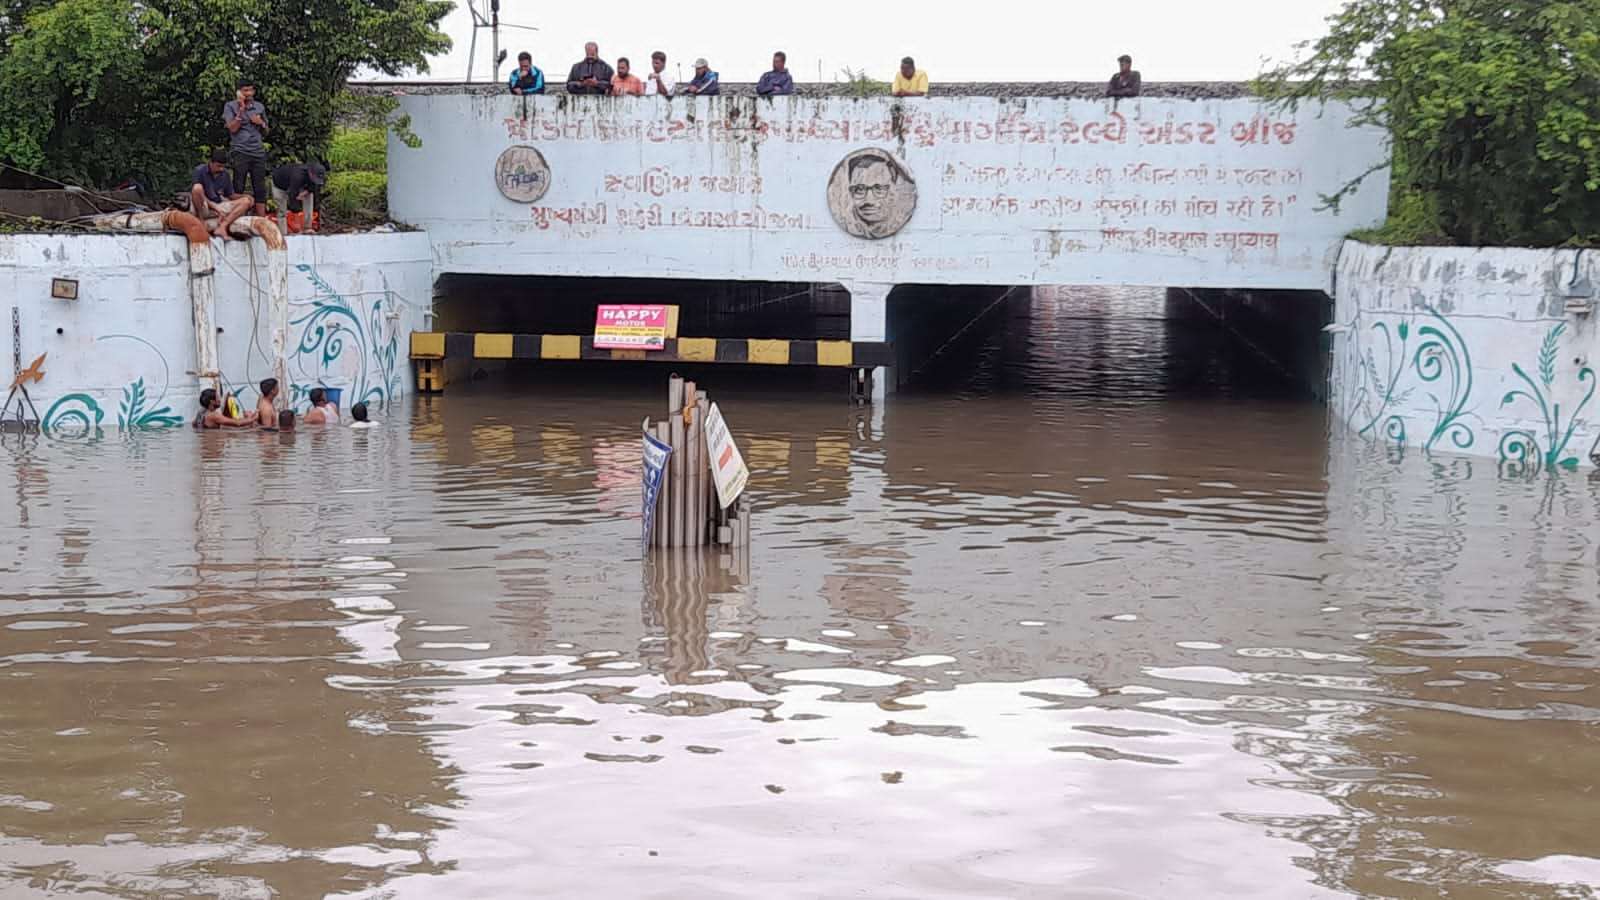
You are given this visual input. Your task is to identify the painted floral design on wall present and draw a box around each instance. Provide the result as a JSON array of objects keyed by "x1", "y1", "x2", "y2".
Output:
[
  {"x1": 1344, "y1": 306, "x2": 1475, "y2": 454},
  {"x1": 42, "y1": 335, "x2": 182, "y2": 436},
  {"x1": 1341, "y1": 307, "x2": 1595, "y2": 472},
  {"x1": 37, "y1": 264, "x2": 410, "y2": 437},
  {"x1": 290, "y1": 264, "x2": 403, "y2": 412},
  {"x1": 1498, "y1": 323, "x2": 1595, "y2": 471}
]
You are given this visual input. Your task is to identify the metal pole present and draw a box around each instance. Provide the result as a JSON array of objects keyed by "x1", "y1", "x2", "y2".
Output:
[
  {"x1": 490, "y1": 3, "x2": 501, "y2": 83},
  {"x1": 465, "y1": 3, "x2": 479, "y2": 82}
]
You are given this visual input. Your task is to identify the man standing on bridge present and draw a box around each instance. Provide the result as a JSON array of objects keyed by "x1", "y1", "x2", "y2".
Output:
[
  {"x1": 567, "y1": 42, "x2": 613, "y2": 95},
  {"x1": 612, "y1": 57, "x2": 644, "y2": 95},
  {"x1": 683, "y1": 58, "x2": 719, "y2": 95},
  {"x1": 644, "y1": 51, "x2": 675, "y2": 96},
  {"x1": 1107, "y1": 55, "x2": 1141, "y2": 97},
  {"x1": 757, "y1": 52, "x2": 793, "y2": 96}
]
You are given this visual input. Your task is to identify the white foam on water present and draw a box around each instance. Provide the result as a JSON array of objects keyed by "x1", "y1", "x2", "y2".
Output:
[
  {"x1": 772, "y1": 668, "x2": 908, "y2": 687},
  {"x1": 887, "y1": 655, "x2": 958, "y2": 668}
]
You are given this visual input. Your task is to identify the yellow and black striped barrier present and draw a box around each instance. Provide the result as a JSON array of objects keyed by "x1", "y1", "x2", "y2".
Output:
[{"x1": 409, "y1": 332, "x2": 894, "y2": 390}]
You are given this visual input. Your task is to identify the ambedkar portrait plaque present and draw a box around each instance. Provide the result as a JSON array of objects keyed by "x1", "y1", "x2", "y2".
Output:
[
  {"x1": 495, "y1": 145, "x2": 552, "y2": 203},
  {"x1": 826, "y1": 148, "x2": 916, "y2": 240}
]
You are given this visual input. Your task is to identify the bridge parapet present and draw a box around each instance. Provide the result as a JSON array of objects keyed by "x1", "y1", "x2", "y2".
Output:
[{"x1": 388, "y1": 92, "x2": 1388, "y2": 291}]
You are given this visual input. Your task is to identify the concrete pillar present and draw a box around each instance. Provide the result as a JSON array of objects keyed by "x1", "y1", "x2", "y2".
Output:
[{"x1": 843, "y1": 280, "x2": 894, "y2": 402}]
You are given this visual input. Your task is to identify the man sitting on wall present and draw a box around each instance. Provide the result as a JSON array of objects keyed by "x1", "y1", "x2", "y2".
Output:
[
  {"x1": 683, "y1": 58, "x2": 719, "y2": 95},
  {"x1": 508, "y1": 51, "x2": 545, "y2": 94},
  {"x1": 567, "y1": 42, "x2": 614, "y2": 95},
  {"x1": 271, "y1": 161, "x2": 327, "y2": 234},
  {"x1": 190, "y1": 148, "x2": 251, "y2": 241},
  {"x1": 893, "y1": 57, "x2": 928, "y2": 97}
]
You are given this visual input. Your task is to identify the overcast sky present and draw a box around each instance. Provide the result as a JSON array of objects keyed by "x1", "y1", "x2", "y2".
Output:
[{"x1": 389, "y1": 0, "x2": 1350, "y2": 85}]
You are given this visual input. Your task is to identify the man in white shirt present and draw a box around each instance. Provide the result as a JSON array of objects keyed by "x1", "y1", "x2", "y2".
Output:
[
  {"x1": 349, "y1": 402, "x2": 377, "y2": 429},
  {"x1": 644, "y1": 50, "x2": 675, "y2": 96}
]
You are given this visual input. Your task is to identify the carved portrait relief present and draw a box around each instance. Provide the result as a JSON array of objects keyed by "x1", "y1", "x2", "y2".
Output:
[
  {"x1": 826, "y1": 148, "x2": 916, "y2": 240},
  {"x1": 495, "y1": 145, "x2": 552, "y2": 203}
]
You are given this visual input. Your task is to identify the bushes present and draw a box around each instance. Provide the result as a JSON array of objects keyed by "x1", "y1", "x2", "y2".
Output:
[
  {"x1": 319, "y1": 125, "x2": 389, "y2": 229},
  {"x1": 1260, "y1": 0, "x2": 1600, "y2": 247}
]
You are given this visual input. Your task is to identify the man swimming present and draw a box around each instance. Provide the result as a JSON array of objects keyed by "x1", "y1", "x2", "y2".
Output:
[{"x1": 192, "y1": 388, "x2": 257, "y2": 428}]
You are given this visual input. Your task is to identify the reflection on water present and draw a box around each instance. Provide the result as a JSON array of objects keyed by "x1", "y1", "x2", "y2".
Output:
[{"x1": 1, "y1": 287, "x2": 1598, "y2": 898}]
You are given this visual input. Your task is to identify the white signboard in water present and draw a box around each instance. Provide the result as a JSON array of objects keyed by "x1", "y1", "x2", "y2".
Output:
[{"x1": 702, "y1": 403, "x2": 748, "y2": 509}]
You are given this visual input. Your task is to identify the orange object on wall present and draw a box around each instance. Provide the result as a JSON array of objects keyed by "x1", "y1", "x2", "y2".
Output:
[{"x1": 286, "y1": 210, "x2": 322, "y2": 234}]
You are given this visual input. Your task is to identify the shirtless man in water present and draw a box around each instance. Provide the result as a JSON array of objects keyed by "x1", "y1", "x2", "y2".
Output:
[
  {"x1": 193, "y1": 388, "x2": 256, "y2": 428},
  {"x1": 256, "y1": 377, "x2": 280, "y2": 429}
]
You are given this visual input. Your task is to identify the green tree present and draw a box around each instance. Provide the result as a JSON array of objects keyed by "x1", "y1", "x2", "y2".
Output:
[
  {"x1": 0, "y1": 0, "x2": 450, "y2": 196},
  {"x1": 1260, "y1": 0, "x2": 1600, "y2": 246}
]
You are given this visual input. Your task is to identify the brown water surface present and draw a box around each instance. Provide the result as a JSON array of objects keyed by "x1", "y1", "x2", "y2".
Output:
[{"x1": 2, "y1": 288, "x2": 1598, "y2": 899}]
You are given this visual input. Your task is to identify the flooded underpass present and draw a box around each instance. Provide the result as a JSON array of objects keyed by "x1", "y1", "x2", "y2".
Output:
[{"x1": 2, "y1": 287, "x2": 1599, "y2": 898}]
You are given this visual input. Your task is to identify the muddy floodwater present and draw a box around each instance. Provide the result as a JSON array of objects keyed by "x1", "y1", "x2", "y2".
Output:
[{"x1": 2, "y1": 288, "x2": 1599, "y2": 899}]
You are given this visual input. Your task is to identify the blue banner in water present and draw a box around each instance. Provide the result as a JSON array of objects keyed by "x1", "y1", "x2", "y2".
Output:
[{"x1": 641, "y1": 424, "x2": 672, "y2": 550}]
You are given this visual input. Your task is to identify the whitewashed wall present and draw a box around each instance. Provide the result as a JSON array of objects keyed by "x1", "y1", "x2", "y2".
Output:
[
  {"x1": 0, "y1": 232, "x2": 432, "y2": 433},
  {"x1": 389, "y1": 94, "x2": 1390, "y2": 290},
  {"x1": 1332, "y1": 240, "x2": 1600, "y2": 471}
]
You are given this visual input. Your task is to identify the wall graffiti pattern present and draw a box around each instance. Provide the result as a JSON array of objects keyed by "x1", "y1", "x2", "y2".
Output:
[
  {"x1": 1339, "y1": 309, "x2": 1593, "y2": 473},
  {"x1": 1497, "y1": 324, "x2": 1596, "y2": 472},
  {"x1": 290, "y1": 264, "x2": 403, "y2": 413},
  {"x1": 34, "y1": 264, "x2": 405, "y2": 438},
  {"x1": 41, "y1": 334, "x2": 183, "y2": 436}
]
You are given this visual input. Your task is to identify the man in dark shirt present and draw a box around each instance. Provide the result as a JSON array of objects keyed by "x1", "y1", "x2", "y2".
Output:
[
  {"x1": 271, "y1": 161, "x2": 327, "y2": 233},
  {"x1": 683, "y1": 58, "x2": 720, "y2": 96},
  {"x1": 567, "y1": 42, "x2": 613, "y2": 95},
  {"x1": 1108, "y1": 55, "x2": 1141, "y2": 98},
  {"x1": 757, "y1": 51, "x2": 794, "y2": 96},
  {"x1": 508, "y1": 51, "x2": 545, "y2": 94},
  {"x1": 190, "y1": 148, "x2": 250, "y2": 240},
  {"x1": 222, "y1": 79, "x2": 270, "y2": 215}
]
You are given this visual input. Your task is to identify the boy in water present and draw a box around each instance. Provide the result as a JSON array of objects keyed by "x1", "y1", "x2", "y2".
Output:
[
  {"x1": 256, "y1": 377, "x2": 280, "y2": 428},
  {"x1": 192, "y1": 388, "x2": 257, "y2": 428},
  {"x1": 349, "y1": 401, "x2": 376, "y2": 429}
]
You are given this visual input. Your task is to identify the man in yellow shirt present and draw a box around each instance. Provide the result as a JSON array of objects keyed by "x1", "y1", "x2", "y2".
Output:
[{"x1": 892, "y1": 57, "x2": 928, "y2": 97}]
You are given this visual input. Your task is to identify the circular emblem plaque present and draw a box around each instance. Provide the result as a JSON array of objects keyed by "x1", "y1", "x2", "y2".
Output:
[
  {"x1": 826, "y1": 148, "x2": 916, "y2": 240},
  {"x1": 495, "y1": 145, "x2": 552, "y2": 203}
]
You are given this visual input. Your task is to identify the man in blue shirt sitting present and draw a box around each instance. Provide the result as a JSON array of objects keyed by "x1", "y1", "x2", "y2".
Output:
[
  {"x1": 190, "y1": 148, "x2": 250, "y2": 240},
  {"x1": 509, "y1": 51, "x2": 544, "y2": 94},
  {"x1": 757, "y1": 51, "x2": 793, "y2": 96},
  {"x1": 683, "y1": 58, "x2": 720, "y2": 95}
]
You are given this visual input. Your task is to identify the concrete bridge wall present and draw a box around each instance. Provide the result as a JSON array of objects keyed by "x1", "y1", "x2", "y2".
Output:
[
  {"x1": 388, "y1": 92, "x2": 1390, "y2": 293},
  {"x1": 1332, "y1": 240, "x2": 1600, "y2": 470}
]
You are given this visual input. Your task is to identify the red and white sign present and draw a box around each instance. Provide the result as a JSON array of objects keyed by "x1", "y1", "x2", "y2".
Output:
[
  {"x1": 702, "y1": 402, "x2": 749, "y2": 509},
  {"x1": 594, "y1": 304, "x2": 669, "y2": 350}
]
